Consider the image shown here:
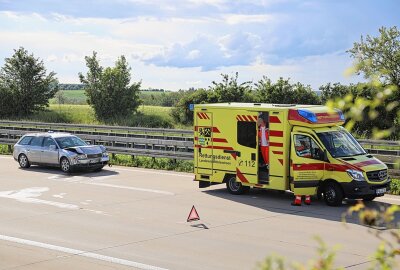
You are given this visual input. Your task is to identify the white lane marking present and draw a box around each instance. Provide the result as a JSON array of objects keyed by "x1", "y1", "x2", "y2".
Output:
[
  {"x1": 53, "y1": 193, "x2": 67, "y2": 199},
  {"x1": 0, "y1": 234, "x2": 168, "y2": 270},
  {"x1": 84, "y1": 182, "x2": 175, "y2": 195},
  {"x1": 113, "y1": 167, "x2": 193, "y2": 178},
  {"x1": 0, "y1": 187, "x2": 79, "y2": 209},
  {"x1": 0, "y1": 155, "x2": 12, "y2": 159},
  {"x1": 47, "y1": 174, "x2": 174, "y2": 195}
]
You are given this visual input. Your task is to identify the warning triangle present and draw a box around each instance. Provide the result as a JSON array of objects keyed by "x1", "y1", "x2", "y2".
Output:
[{"x1": 187, "y1": 205, "x2": 200, "y2": 222}]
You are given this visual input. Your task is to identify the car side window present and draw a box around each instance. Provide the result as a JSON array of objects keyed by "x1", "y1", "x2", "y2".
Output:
[
  {"x1": 30, "y1": 136, "x2": 44, "y2": 147},
  {"x1": 294, "y1": 134, "x2": 323, "y2": 160},
  {"x1": 43, "y1": 137, "x2": 57, "y2": 148},
  {"x1": 19, "y1": 136, "x2": 33, "y2": 145}
]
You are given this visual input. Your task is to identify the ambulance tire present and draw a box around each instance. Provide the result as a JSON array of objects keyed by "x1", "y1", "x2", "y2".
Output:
[
  {"x1": 226, "y1": 176, "x2": 249, "y2": 195},
  {"x1": 323, "y1": 182, "x2": 344, "y2": 206}
]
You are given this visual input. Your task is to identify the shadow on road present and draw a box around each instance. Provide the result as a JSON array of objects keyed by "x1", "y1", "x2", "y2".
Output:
[
  {"x1": 19, "y1": 165, "x2": 119, "y2": 179},
  {"x1": 203, "y1": 188, "x2": 400, "y2": 228}
]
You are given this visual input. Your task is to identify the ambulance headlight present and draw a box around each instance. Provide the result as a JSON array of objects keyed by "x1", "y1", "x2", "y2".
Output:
[{"x1": 346, "y1": 170, "x2": 365, "y2": 181}]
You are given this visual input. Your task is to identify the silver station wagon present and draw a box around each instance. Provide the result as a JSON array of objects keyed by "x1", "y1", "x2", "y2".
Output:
[{"x1": 13, "y1": 132, "x2": 109, "y2": 173}]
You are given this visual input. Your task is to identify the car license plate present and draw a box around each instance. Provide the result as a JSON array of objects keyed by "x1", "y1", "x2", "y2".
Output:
[{"x1": 376, "y1": 188, "x2": 386, "y2": 195}]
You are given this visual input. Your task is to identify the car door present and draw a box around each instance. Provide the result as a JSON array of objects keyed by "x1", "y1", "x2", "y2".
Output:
[
  {"x1": 290, "y1": 133, "x2": 325, "y2": 196},
  {"x1": 27, "y1": 136, "x2": 44, "y2": 163},
  {"x1": 41, "y1": 137, "x2": 59, "y2": 165}
]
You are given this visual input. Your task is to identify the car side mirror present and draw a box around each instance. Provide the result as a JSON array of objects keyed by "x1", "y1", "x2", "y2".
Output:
[{"x1": 49, "y1": 145, "x2": 57, "y2": 151}]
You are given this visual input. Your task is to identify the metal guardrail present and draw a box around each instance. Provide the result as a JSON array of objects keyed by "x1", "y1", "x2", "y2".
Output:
[{"x1": 0, "y1": 121, "x2": 399, "y2": 174}]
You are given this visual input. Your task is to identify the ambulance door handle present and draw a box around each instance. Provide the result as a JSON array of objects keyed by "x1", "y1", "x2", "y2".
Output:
[{"x1": 223, "y1": 150, "x2": 240, "y2": 157}]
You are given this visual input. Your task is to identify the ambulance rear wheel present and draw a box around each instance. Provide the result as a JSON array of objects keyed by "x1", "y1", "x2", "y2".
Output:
[
  {"x1": 226, "y1": 176, "x2": 249, "y2": 195},
  {"x1": 323, "y1": 182, "x2": 343, "y2": 206}
]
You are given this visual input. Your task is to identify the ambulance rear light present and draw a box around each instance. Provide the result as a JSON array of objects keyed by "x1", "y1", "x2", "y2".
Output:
[{"x1": 298, "y1": 109, "x2": 317, "y2": 123}]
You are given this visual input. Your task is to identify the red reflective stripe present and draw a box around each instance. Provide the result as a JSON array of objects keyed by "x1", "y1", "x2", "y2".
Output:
[
  {"x1": 204, "y1": 113, "x2": 210, "y2": 119},
  {"x1": 213, "y1": 138, "x2": 228, "y2": 143},
  {"x1": 237, "y1": 115, "x2": 244, "y2": 121},
  {"x1": 195, "y1": 145, "x2": 233, "y2": 150},
  {"x1": 293, "y1": 163, "x2": 325, "y2": 171},
  {"x1": 270, "y1": 130, "x2": 283, "y2": 137},
  {"x1": 353, "y1": 159, "x2": 382, "y2": 168},
  {"x1": 200, "y1": 113, "x2": 207, "y2": 119},
  {"x1": 230, "y1": 153, "x2": 237, "y2": 160},
  {"x1": 269, "y1": 116, "x2": 281, "y2": 123},
  {"x1": 236, "y1": 168, "x2": 249, "y2": 183},
  {"x1": 326, "y1": 163, "x2": 351, "y2": 172},
  {"x1": 194, "y1": 137, "x2": 198, "y2": 141},
  {"x1": 272, "y1": 151, "x2": 283, "y2": 155},
  {"x1": 278, "y1": 159, "x2": 283, "y2": 165},
  {"x1": 252, "y1": 115, "x2": 258, "y2": 121},
  {"x1": 269, "y1": 142, "x2": 283, "y2": 147},
  {"x1": 236, "y1": 116, "x2": 240, "y2": 121},
  {"x1": 242, "y1": 115, "x2": 250, "y2": 121}
]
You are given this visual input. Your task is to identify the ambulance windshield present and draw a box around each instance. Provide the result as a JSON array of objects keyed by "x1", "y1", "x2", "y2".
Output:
[{"x1": 317, "y1": 130, "x2": 366, "y2": 158}]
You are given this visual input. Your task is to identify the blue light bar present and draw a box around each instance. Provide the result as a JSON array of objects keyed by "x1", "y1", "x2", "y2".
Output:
[
  {"x1": 298, "y1": 109, "x2": 318, "y2": 123},
  {"x1": 335, "y1": 109, "x2": 345, "y2": 121}
]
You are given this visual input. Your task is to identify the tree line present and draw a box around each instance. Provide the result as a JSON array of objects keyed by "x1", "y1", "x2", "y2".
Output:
[{"x1": 0, "y1": 26, "x2": 398, "y2": 138}]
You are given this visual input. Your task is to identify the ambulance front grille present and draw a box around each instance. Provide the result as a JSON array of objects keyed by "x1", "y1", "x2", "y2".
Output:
[{"x1": 366, "y1": 169, "x2": 388, "y2": 182}]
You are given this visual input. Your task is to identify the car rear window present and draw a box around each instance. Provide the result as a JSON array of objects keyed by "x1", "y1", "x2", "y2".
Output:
[{"x1": 19, "y1": 136, "x2": 34, "y2": 145}]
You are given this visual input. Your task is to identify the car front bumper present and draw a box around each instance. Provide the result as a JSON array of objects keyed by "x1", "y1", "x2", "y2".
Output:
[
  {"x1": 71, "y1": 156, "x2": 109, "y2": 170},
  {"x1": 342, "y1": 179, "x2": 391, "y2": 199}
]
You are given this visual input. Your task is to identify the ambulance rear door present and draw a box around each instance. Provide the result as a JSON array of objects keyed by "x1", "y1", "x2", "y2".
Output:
[
  {"x1": 195, "y1": 111, "x2": 213, "y2": 175},
  {"x1": 235, "y1": 111, "x2": 258, "y2": 184}
]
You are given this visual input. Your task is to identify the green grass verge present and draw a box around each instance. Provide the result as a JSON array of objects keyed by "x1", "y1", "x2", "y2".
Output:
[
  {"x1": 389, "y1": 178, "x2": 400, "y2": 195},
  {"x1": 4, "y1": 104, "x2": 188, "y2": 129}
]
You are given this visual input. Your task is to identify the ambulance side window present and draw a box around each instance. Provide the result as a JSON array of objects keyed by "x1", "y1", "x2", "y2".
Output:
[
  {"x1": 294, "y1": 135, "x2": 323, "y2": 160},
  {"x1": 237, "y1": 121, "x2": 256, "y2": 148}
]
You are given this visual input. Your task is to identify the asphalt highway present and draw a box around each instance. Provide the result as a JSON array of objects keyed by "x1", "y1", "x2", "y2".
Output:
[{"x1": 0, "y1": 155, "x2": 399, "y2": 270}]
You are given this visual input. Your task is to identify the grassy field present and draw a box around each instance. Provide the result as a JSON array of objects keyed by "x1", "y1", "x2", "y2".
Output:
[{"x1": 5, "y1": 104, "x2": 184, "y2": 128}]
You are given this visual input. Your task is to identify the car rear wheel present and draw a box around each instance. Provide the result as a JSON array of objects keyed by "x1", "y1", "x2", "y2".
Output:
[
  {"x1": 18, "y1": 154, "x2": 30, "y2": 168},
  {"x1": 226, "y1": 176, "x2": 250, "y2": 195},
  {"x1": 323, "y1": 182, "x2": 344, "y2": 206},
  {"x1": 60, "y1": 157, "x2": 71, "y2": 173}
]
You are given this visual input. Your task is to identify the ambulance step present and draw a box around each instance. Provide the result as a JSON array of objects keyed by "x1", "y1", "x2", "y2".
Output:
[{"x1": 258, "y1": 170, "x2": 269, "y2": 184}]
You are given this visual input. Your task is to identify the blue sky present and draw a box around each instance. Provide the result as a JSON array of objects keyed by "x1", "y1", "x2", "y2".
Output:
[{"x1": 0, "y1": 0, "x2": 398, "y2": 90}]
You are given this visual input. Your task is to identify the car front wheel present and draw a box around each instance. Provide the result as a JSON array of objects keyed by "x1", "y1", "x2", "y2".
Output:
[
  {"x1": 18, "y1": 154, "x2": 30, "y2": 168},
  {"x1": 60, "y1": 157, "x2": 71, "y2": 173}
]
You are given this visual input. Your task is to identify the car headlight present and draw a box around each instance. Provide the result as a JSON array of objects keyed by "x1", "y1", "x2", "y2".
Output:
[
  {"x1": 346, "y1": 169, "x2": 365, "y2": 181},
  {"x1": 77, "y1": 154, "x2": 87, "y2": 160}
]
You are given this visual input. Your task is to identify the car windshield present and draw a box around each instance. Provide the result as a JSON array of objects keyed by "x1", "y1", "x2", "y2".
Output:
[
  {"x1": 317, "y1": 129, "x2": 366, "y2": 158},
  {"x1": 55, "y1": 136, "x2": 87, "y2": 149}
]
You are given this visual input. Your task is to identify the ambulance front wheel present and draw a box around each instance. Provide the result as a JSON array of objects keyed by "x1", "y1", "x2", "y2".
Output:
[
  {"x1": 323, "y1": 182, "x2": 344, "y2": 206},
  {"x1": 226, "y1": 177, "x2": 250, "y2": 195}
]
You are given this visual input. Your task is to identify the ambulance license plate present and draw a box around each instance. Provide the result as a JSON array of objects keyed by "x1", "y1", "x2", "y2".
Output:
[{"x1": 376, "y1": 188, "x2": 386, "y2": 195}]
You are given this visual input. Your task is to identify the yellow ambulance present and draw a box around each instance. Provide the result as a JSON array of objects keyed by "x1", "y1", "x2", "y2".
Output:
[{"x1": 193, "y1": 103, "x2": 391, "y2": 206}]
